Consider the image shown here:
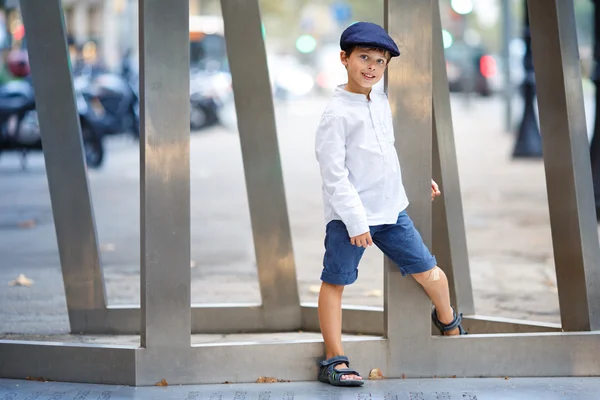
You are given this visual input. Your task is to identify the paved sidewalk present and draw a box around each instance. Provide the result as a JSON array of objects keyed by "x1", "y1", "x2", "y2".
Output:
[
  {"x1": 1, "y1": 94, "x2": 598, "y2": 334},
  {"x1": 2, "y1": 377, "x2": 600, "y2": 399}
]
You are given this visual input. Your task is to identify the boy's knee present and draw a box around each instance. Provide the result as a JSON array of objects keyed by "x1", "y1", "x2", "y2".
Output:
[{"x1": 412, "y1": 266, "x2": 441, "y2": 285}]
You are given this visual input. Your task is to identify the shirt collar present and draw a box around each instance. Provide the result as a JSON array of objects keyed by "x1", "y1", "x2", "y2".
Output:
[{"x1": 334, "y1": 84, "x2": 371, "y2": 103}]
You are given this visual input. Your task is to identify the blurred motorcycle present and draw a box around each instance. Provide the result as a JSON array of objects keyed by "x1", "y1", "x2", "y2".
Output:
[
  {"x1": 0, "y1": 78, "x2": 105, "y2": 169},
  {"x1": 74, "y1": 68, "x2": 139, "y2": 140}
]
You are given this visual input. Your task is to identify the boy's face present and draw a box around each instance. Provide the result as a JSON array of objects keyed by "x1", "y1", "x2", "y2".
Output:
[{"x1": 341, "y1": 47, "x2": 389, "y2": 92}]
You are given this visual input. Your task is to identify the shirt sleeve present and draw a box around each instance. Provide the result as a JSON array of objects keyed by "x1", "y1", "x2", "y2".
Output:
[{"x1": 315, "y1": 115, "x2": 369, "y2": 237}]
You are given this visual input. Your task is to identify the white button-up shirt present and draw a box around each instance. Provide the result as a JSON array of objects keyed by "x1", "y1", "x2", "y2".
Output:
[{"x1": 315, "y1": 85, "x2": 409, "y2": 237}]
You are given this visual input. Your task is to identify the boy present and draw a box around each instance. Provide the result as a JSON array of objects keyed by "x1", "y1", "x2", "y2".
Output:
[{"x1": 315, "y1": 22, "x2": 466, "y2": 387}]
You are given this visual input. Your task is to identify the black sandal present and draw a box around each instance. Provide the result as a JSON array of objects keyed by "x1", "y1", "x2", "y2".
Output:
[
  {"x1": 432, "y1": 306, "x2": 468, "y2": 335},
  {"x1": 318, "y1": 355, "x2": 365, "y2": 387}
]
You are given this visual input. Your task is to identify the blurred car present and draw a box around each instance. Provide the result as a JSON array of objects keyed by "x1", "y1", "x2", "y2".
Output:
[{"x1": 445, "y1": 40, "x2": 497, "y2": 97}]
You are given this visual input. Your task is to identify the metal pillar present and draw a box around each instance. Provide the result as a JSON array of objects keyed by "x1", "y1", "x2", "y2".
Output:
[
  {"x1": 432, "y1": 1, "x2": 475, "y2": 316},
  {"x1": 527, "y1": 0, "x2": 600, "y2": 331},
  {"x1": 591, "y1": 0, "x2": 600, "y2": 219},
  {"x1": 2, "y1": 0, "x2": 600, "y2": 387},
  {"x1": 219, "y1": 0, "x2": 301, "y2": 326},
  {"x1": 384, "y1": 0, "x2": 433, "y2": 376},
  {"x1": 18, "y1": 0, "x2": 107, "y2": 326},
  {"x1": 513, "y1": 2, "x2": 543, "y2": 158},
  {"x1": 138, "y1": 0, "x2": 191, "y2": 350}
]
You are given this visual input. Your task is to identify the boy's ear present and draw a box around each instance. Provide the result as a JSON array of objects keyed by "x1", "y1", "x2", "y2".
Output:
[{"x1": 340, "y1": 50, "x2": 349, "y2": 66}]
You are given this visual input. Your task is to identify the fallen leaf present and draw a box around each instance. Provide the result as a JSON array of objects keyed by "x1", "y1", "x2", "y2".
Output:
[
  {"x1": 9, "y1": 274, "x2": 34, "y2": 287},
  {"x1": 190, "y1": 260, "x2": 197, "y2": 268},
  {"x1": 451, "y1": 375, "x2": 457, "y2": 378},
  {"x1": 256, "y1": 376, "x2": 277, "y2": 383},
  {"x1": 155, "y1": 379, "x2": 168, "y2": 386},
  {"x1": 401, "y1": 373, "x2": 406, "y2": 379},
  {"x1": 368, "y1": 368, "x2": 384, "y2": 380},
  {"x1": 26, "y1": 376, "x2": 46, "y2": 382},
  {"x1": 364, "y1": 290, "x2": 382, "y2": 297},
  {"x1": 17, "y1": 220, "x2": 36, "y2": 229},
  {"x1": 223, "y1": 381, "x2": 232, "y2": 384},
  {"x1": 100, "y1": 243, "x2": 116, "y2": 252},
  {"x1": 504, "y1": 376, "x2": 510, "y2": 380},
  {"x1": 308, "y1": 285, "x2": 320, "y2": 294},
  {"x1": 256, "y1": 376, "x2": 290, "y2": 383}
]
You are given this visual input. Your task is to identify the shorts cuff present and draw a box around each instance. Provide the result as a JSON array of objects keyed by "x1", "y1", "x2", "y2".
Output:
[
  {"x1": 320, "y1": 269, "x2": 358, "y2": 286},
  {"x1": 399, "y1": 256, "x2": 437, "y2": 276}
]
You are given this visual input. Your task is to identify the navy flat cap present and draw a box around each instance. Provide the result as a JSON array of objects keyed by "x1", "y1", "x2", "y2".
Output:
[{"x1": 340, "y1": 22, "x2": 400, "y2": 57}]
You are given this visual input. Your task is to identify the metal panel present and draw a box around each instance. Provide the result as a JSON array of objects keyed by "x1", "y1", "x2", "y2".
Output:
[
  {"x1": 135, "y1": 332, "x2": 600, "y2": 384},
  {"x1": 460, "y1": 315, "x2": 561, "y2": 334},
  {"x1": 134, "y1": 339, "x2": 387, "y2": 385},
  {"x1": 384, "y1": 0, "x2": 434, "y2": 376},
  {"x1": 138, "y1": 0, "x2": 191, "y2": 348},
  {"x1": 527, "y1": 0, "x2": 600, "y2": 331},
  {"x1": 421, "y1": 332, "x2": 600, "y2": 378},
  {"x1": 70, "y1": 305, "x2": 560, "y2": 335},
  {"x1": 3, "y1": 332, "x2": 600, "y2": 385},
  {"x1": 220, "y1": 0, "x2": 301, "y2": 326},
  {"x1": 72, "y1": 305, "x2": 301, "y2": 334},
  {"x1": 301, "y1": 306, "x2": 561, "y2": 335},
  {"x1": 19, "y1": 0, "x2": 106, "y2": 324},
  {"x1": 431, "y1": 1, "x2": 475, "y2": 315},
  {"x1": 0, "y1": 341, "x2": 137, "y2": 385}
]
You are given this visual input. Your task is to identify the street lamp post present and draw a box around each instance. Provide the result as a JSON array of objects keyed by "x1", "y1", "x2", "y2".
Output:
[
  {"x1": 591, "y1": 0, "x2": 600, "y2": 218},
  {"x1": 513, "y1": 1, "x2": 543, "y2": 158}
]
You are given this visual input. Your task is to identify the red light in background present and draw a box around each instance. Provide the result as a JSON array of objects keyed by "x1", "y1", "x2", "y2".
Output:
[
  {"x1": 13, "y1": 24, "x2": 25, "y2": 41},
  {"x1": 480, "y1": 55, "x2": 497, "y2": 78}
]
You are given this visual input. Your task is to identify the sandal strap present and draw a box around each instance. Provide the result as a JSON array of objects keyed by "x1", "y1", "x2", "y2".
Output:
[
  {"x1": 331, "y1": 368, "x2": 361, "y2": 378},
  {"x1": 319, "y1": 355, "x2": 350, "y2": 369},
  {"x1": 432, "y1": 307, "x2": 463, "y2": 332}
]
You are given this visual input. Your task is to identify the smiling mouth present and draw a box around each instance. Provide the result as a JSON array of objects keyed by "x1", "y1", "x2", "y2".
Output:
[{"x1": 362, "y1": 72, "x2": 376, "y2": 79}]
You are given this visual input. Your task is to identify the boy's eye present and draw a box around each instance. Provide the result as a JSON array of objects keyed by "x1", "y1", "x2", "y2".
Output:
[
  {"x1": 360, "y1": 55, "x2": 368, "y2": 60},
  {"x1": 377, "y1": 59, "x2": 385, "y2": 65}
]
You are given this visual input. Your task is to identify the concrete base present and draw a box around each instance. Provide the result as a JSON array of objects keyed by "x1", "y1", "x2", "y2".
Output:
[{"x1": 1, "y1": 377, "x2": 600, "y2": 399}]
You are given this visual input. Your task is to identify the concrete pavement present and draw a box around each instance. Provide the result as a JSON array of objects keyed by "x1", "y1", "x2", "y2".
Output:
[{"x1": 2, "y1": 377, "x2": 600, "y2": 399}]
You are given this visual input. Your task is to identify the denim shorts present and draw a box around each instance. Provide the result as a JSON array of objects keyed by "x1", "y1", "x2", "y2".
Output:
[{"x1": 321, "y1": 210, "x2": 437, "y2": 285}]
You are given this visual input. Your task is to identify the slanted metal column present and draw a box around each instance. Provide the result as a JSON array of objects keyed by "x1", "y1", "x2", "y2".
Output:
[
  {"x1": 527, "y1": 0, "x2": 600, "y2": 331},
  {"x1": 220, "y1": 0, "x2": 301, "y2": 327},
  {"x1": 432, "y1": 1, "x2": 474, "y2": 316},
  {"x1": 19, "y1": 0, "x2": 106, "y2": 323},
  {"x1": 384, "y1": 0, "x2": 433, "y2": 375},
  {"x1": 139, "y1": 0, "x2": 191, "y2": 348}
]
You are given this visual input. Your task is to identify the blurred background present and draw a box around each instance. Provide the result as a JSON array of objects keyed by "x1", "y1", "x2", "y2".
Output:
[{"x1": 0, "y1": 0, "x2": 598, "y2": 334}]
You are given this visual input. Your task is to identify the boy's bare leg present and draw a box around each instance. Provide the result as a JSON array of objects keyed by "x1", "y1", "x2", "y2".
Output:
[
  {"x1": 412, "y1": 266, "x2": 460, "y2": 336},
  {"x1": 318, "y1": 282, "x2": 362, "y2": 381}
]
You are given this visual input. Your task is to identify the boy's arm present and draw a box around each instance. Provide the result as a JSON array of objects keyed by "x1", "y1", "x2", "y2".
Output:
[{"x1": 315, "y1": 115, "x2": 369, "y2": 237}]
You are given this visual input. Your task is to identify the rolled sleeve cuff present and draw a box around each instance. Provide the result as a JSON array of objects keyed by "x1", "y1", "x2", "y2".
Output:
[{"x1": 346, "y1": 220, "x2": 370, "y2": 238}]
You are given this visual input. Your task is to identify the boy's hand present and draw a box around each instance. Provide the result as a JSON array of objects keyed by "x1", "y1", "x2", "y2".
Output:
[
  {"x1": 351, "y1": 231, "x2": 373, "y2": 248},
  {"x1": 431, "y1": 179, "x2": 441, "y2": 201}
]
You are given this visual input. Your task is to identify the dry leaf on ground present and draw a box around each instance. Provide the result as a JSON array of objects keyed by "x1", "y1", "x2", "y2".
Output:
[
  {"x1": 9, "y1": 274, "x2": 33, "y2": 287},
  {"x1": 256, "y1": 376, "x2": 290, "y2": 383},
  {"x1": 155, "y1": 379, "x2": 168, "y2": 386},
  {"x1": 368, "y1": 368, "x2": 385, "y2": 380}
]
